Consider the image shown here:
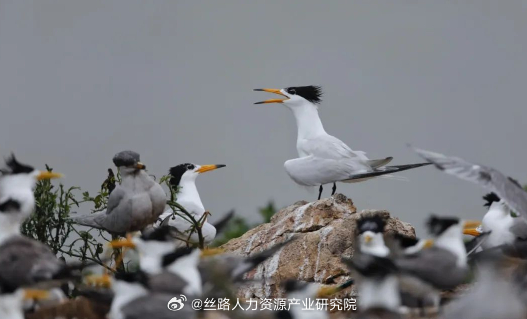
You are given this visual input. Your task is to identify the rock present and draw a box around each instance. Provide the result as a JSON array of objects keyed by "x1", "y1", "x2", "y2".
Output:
[{"x1": 220, "y1": 194, "x2": 415, "y2": 299}]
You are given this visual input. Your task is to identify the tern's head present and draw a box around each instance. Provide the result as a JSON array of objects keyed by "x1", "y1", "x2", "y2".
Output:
[
  {"x1": 0, "y1": 155, "x2": 63, "y2": 191},
  {"x1": 161, "y1": 247, "x2": 201, "y2": 269},
  {"x1": 356, "y1": 216, "x2": 387, "y2": 255},
  {"x1": 112, "y1": 150, "x2": 145, "y2": 175},
  {"x1": 427, "y1": 215, "x2": 480, "y2": 239},
  {"x1": 169, "y1": 163, "x2": 226, "y2": 188},
  {"x1": 254, "y1": 86, "x2": 323, "y2": 109}
]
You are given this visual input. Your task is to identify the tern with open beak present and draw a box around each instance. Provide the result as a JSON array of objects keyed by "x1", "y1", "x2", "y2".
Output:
[{"x1": 254, "y1": 86, "x2": 431, "y2": 200}]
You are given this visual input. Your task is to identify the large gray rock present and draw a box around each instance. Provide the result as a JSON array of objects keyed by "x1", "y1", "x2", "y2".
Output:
[{"x1": 220, "y1": 194, "x2": 415, "y2": 299}]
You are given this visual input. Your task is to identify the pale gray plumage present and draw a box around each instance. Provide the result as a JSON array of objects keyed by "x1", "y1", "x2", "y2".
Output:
[
  {"x1": 412, "y1": 147, "x2": 527, "y2": 217},
  {"x1": 441, "y1": 264, "x2": 525, "y2": 319},
  {"x1": 70, "y1": 151, "x2": 166, "y2": 234},
  {"x1": 0, "y1": 235, "x2": 66, "y2": 289},
  {"x1": 120, "y1": 293, "x2": 195, "y2": 319},
  {"x1": 396, "y1": 247, "x2": 468, "y2": 290}
]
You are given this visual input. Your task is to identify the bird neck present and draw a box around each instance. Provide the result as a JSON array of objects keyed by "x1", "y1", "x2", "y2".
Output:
[
  {"x1": 167, "y1": 252, "x2": 202, "y2": 296},
  {"x1": 435, "y1": 225, "x2": 467, "y2": 267},
  {"x1": 290, "y1": 103, "x2": 327, "y2": 140},
  {"x1": 358, "y1": 275, "x2": 400, "y2": 311},
  {"x1": 177, "y1": 179, "x2": 204, "y2": 215}
]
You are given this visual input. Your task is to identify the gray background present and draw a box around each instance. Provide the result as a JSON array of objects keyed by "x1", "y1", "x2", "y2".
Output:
[{"x1": 1, "y1": 1, "x2": 526, "y2": 236}]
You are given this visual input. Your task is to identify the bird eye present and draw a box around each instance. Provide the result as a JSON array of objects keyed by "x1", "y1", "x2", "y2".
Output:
[
  {"x1": 187, "y1": 164, "x2": 195, "y2": 170},
  {"x1": 287, "y1": 88, "x2": 296, "y2": 95}
]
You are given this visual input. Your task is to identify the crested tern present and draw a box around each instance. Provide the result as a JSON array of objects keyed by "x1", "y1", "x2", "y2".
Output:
[
  {"x1": 154, "y1": 163, "x2": 226, "y2": 246},
  {"x1": 356, "y1": 215, "x2": 390, "y2": 257},
  {"x1": 395, "y1": 216, "x2": 478, "y2": 309},
  {"x1": 254, "y1": 86, "x2": 431, "y2": 199},
  {"x1": 342, "y1": 254, "x2": 401, "y2": 319},
  {"x1": 71, "y1": 150, "x2": 166, "y2": 234},
  {"x1": 0, "y1": 156, "x2": 73, "y2": 289}
]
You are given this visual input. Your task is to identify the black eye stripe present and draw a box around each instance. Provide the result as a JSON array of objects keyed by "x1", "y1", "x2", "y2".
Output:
[{"x1": 0, "y1": 199, "x2": 21, "y2": 212}]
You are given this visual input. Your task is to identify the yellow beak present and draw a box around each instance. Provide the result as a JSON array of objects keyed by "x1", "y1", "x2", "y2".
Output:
[
  {"x1": 85, "y1": 274, "x2": 112, "y2": 288},
  {"x1": 463, "y1": 228, "x2": 482, "y2": 236},
  {"x1": 37, "y1": 171, "x2": 63, "y2": 180},
  {"x1": 200, "y1": 247, "x2": 225, "y2": 258},
  {"x1": 108, "y1": 238, "x2": 136, "y2": 249},
  {"x1": 463, "y1": 220, "x2": 482, "y2": 230},
  {"x1": 135, "y1": 162, "x2": 146, "y2": 170},
  {"x1": 317, "y1": 286, "x2": 340, "y2": 298},
  {"x1": 24, "y1": 289, "x2": 50, "y2": 300},
  {"x1": 196, "y1": 164, "x2": 226, "y2": 174},
  {"x1": 254, "y1": 88, "x2": 289, "y2": 104},
  {"x1": 364, "y1": 235, "x2": 373, "y2": 243},
  {"x1": 422, "y1": 239, "x2": 434, "y2": 249}
]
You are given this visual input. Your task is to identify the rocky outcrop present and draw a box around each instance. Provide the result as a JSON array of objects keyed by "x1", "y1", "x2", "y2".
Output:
[{"x1": 220, "y1": 194, "x2": 415, "y2": 299}]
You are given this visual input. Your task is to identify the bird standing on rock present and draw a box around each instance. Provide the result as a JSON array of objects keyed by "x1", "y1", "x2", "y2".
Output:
[
  {"x1": 71, "y1": 150, "x2": 166, "y2": 234},
  {"x1": 254, "y1": 86, "x2": 431, "y2": 200}
]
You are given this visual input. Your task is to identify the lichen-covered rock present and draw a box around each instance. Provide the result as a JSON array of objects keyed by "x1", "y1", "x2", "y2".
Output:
[{"x1": 220, "y1": 194, "x2": 415, "y2": 299}]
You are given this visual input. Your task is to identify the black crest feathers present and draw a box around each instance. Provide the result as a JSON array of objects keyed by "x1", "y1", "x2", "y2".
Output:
[
  {"x1": 286, "y1": 85, "x2": 323, "y2": 104},
  {"x1": 483, "y1": 193, "x2": 500, "y2": 208},
  {"x1": 356, "y1": 215, "x2": 386, "y2": 234}
]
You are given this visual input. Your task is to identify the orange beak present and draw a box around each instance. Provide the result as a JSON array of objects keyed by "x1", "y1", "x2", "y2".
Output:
[{"x1": 254, "y1": 88, "x2": 289, "y2": 104}]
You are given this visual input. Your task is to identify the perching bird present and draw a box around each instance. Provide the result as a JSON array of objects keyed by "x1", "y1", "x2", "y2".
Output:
[
  {"x1": 342, "y1": 254, "x2": 402, "y2": 319},
  {"x1": 154, "y1": 163, "x2": 226, "y2": 246},
  {"x1": 356, "y1": 215, "x2": 390, "y2": 257},
  {"x1": 395, "y1": 216, "x2": 478, "y2": 310},
  {"x1": 0, "y1": 154, "x2": 62, "y2": 227},
  {"x1": 412, "y1": 146, "x2": 527, "y2": 218},
  {"x1": 464, "y1": 192, "x2": 527, "y2": 258},
  {"x1": 71, "y1": 150, "x2": 166, "y2": 234},
  {"x1": 0, "y1": 156, "x2": 74, "y2": 289},
  {"x1": 254, "y1": 86, "x2": 431, "y2": 199},
  {"x1": 110, "y1": 227, "x2": 203, "y2": 296}
]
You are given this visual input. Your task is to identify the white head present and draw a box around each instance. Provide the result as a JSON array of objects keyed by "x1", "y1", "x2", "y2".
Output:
[
  {"x1": 254, "y1": 86, "x2": 323, "y2": 109},
  {"x1": 427, "y1": 215, "x2": 480, "y2": 266},
  {"x1": 0, "y1": 155, "x2": 62, "y2": 232},
  {"x1": 356, "y1": 216, "x2": 390, "y2": 257},
  {"x1": 168, "y1": 163, "x2": 226, "y2": 189}
]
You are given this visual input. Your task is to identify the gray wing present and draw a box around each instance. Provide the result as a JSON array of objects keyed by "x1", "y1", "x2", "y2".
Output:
[
  {"x1": 105, "y1": 185, "x2": 126, "y2": 215},
  {"x1": 510, "y1": 218, "x2": 527, "y2": 239},
  {"x1": 396, "y1": 247, "x2": 468, "y2": 289},
  {"x1": 413, "y1": 147, "x2": 527, "y2": 217},
  {"x1": 148, "y1": 271, "x2": 188, "y2": 294},
  {"x1": 122, "y1": 293, "x2": 195, "y2": 319},
  {"x1": 0, "y1": 236, "x2": 65, "y2": 288}
]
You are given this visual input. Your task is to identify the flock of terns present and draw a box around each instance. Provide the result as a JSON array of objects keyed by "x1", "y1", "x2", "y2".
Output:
[{"x1": 0, "y1": 86, "x2": 526, "y2": 318}]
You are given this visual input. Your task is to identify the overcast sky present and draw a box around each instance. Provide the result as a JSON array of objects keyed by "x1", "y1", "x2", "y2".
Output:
[{"x1": 1, "y1": 1, "x2": 526, "y2": 236}]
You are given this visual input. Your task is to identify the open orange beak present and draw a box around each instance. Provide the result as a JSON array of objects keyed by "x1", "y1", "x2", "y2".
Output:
[{"x1": 254, "y1": 88, "x2": 289, "y2": 104}]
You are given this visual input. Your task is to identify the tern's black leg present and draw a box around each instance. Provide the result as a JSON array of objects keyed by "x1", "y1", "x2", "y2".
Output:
[
  {"x1": 331, "y1": 182, "x2": 337, "y2": 196},
  {"x1": 318, "y1": 185, "x2": 323, "y2": 200}
]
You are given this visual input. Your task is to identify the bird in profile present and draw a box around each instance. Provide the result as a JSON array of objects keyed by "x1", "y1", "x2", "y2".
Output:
[
  {"x1": 254, "y1": 86, "x2": 431, "y2": 199},
  {"x1": 463, "y1": 192, "x2": 527, "y2": 258},
  {"x1": 0, "y1": 155, "x2": 73, "y2": 289},
  {"x1": 71, "y1": 150, "x2": 166, "y2": 234},
  {"x1": 154, "y1": 163, "x2": 226, "y2": 246},
  {"x1": 395, "y1": 216, "x2": 479, "y2": 311}
]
